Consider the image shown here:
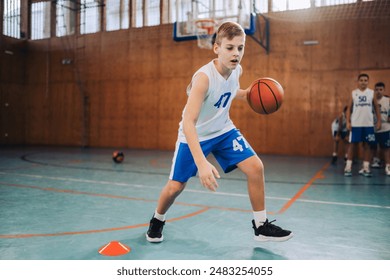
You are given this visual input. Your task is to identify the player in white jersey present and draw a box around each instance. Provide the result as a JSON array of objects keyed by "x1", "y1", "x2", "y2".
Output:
[
  {"x1": 344, "y1": 73, "x2": 381, "y2": 177},
  {"x1": 370, "y1": 82, "x2": 390, "y2": 175},
  {"x1": 331, "y1": 105, "x2": 349, "y2": 164},
  {"x1": 146, "y1": 22, "x2": 292, "y2": 243}
]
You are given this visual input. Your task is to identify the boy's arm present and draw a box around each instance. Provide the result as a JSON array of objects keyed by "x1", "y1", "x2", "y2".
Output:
[
  {"x1": 235, "y1": 87, "x2": 251, "y2": 100},
  {"x1": 337, "y1": 113, "x2": 344, "y2": 133},
  {"x1": 234, "y1": 66, "x2": 250, "y2": 101},
  {"x1": 373, "y1": 96, "x2": 381, "y2": 130},
  {"x1": 346, "y1": 96, "x2": 353, "y2": 131},
  {"x1": 182, "y1": 73, "x2": 220, "y2": 192}
]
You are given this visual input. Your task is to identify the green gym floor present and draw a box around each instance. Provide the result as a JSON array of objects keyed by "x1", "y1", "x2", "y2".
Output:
[{"x1": 0, "y1": 146, "x2": 389, "y2": 260}]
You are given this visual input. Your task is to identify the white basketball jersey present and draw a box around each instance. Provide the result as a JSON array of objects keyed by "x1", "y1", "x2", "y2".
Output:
[
  {"x1": 331, "y1": 112, "x2": 347, "y2": 132},
  {"x1": 351, "y1": 88, "x2": 374, "y2": 127},
  {"x1": 375, "y1": 96, "x2": 390, "y2": 132},
  {"x1": 177, "y1": 59, "x2": 240, "y2": 142}
]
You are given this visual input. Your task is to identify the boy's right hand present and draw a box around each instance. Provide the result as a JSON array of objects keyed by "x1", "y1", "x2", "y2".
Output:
[
  {"x1": 346, "y1": 121, "x2": 351, "y2": 131},
  {"x1": 197, "y1": 161, "x2": 220, "y2": 192}
]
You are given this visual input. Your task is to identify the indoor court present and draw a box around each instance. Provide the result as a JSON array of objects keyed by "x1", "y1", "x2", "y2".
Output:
[
  {"x1": 0, "y1": 146, "x2": 389, "y2": 260},
  {"x1": 1, "y1": 0, "x2": 389, "y2": 270}
]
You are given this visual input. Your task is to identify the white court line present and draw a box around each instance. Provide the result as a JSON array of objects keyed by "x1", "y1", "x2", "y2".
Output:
[{"x1": 0, "y1": 171, "x2": 389, "y2": 209}]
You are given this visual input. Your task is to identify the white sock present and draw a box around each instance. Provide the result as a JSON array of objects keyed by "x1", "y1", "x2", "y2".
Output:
[
  {"x1": 345, "y1": 160, "x2": 352, "y2": 169},
  {"x1": 363, "y1": 161, "x2": 370, "y2": 170},
  {"x1": 253, "y1": 210, "x2": 267, "y2": 227},
  {"x1": 154, "y1": 210, "x2": 166, "y2": 222},
  {"x1": 332, "y1": 152, "x2": 337, "y2": 157}
]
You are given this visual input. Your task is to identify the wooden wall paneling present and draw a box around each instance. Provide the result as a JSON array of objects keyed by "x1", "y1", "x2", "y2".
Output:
[
  {"x1": 366, "y1": 70, "x2": 389, "y2": 90},
  {"x1": 87, "y1": 80, "x2": 103, "y2": 147},
  {"x1": 0, "y1": 84, "x2": 25, "y2": 144},
  {"x1": 24, "y1": 84, "x2": 49, "y2": 144},
  {"x1": 49, "y1": 50, "x2": 75, "y2": 83},
  {"x1": 359, "y1": 18, "x2": 390, "y2": 69},
  {"x1": 131, "y1": 78, "x2": 159, "y2": 149},
  {"x1": 308, "y1": 71, "x2": 336, "y2": 156},
  {"x1": 100, "y1": 30, "x2": 129, "y2": 81},
  {"x1": 1, "y1": 52, "x2": 25, "y2": 83},
  {"x1": 156, "y1": 78, "x2": 187, "y2": 150},
  {"x1": 48, "y1": 82, "x2": 81, "y2": 145},
  {"x1": 246, "y1": 19, "x2": 313, "y2": 155},
  {"x1": 97, "y1": 80, "x2": 130, "y2": 148},
  {"x1": 308, "y1": 21, "x2": 360, "y2": 71},
  {"x1": 87, "y1": 30, "x2": 132, "y2": 148},
  {"x1": 25, "y1": 41, "x2": 60, "y2": 145},
  {"x1": 160, "y1": 40, "x2": 197, "y2": 79},
  {"x1": 281, "y1": 71, "x2": 312, "y2": 155},
  {"x1": 83, "y1": 34, "x2": 102, "y2": 81},
  {"x1": 0, "y1": 37, "x2": 27, "y2": 145},
  {"x1": 25, "y1": 50, "x2": 48, "y2": 85},
  {"x1": 113, "y1": 80, "x2": 131, "y2": 148}
]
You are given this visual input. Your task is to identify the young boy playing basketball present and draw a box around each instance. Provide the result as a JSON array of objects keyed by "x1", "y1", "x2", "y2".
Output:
[
  {"x1": 146, "y1": 21, "x2": 292, "y2": 243},
  {"x1": 344, "y1": 73, "x2": 381, "y2": 177}
]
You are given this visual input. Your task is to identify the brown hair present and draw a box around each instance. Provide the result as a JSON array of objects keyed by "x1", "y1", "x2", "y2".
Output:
[
  {"x1": 358, "y1": 73, "x2": 369, "y2": 80},
  {"x1": 214, "y1": 21, "x2": 245, "y2": 45}
]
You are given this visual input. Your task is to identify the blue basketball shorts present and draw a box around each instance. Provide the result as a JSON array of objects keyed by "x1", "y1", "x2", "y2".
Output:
[
  {"x1": 373, "y1": 131, "x2": 390, "y2": 148},
  {"x1": 169, "y1": 128, "x2": 256, "y2": 183},
  {"x1": 349, "y1": 127, "x2": 376, "y2": 144}
]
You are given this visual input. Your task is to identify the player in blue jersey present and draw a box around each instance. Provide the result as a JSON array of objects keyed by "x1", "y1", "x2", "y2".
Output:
[{"x1": 146, "y1": 21, "x2": 292, "y2": 243}]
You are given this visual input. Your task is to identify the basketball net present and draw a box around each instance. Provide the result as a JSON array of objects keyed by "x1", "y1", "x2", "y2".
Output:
[{"x1": 194, "y1": 19, "x2": 218, "y2": 50}]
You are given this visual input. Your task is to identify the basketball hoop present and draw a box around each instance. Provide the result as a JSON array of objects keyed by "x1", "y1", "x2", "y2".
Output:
[{"x1": 194, "y1": 19, "x2": 218, "y2": 50}]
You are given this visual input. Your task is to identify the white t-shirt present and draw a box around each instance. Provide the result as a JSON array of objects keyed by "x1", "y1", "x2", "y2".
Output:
[
  {"x1": 351, "y1": 88, "x2": 375, "y2": 127},
  {"x1": 374, "y1": 96, "x2": 390, "y2": 132},
  {"x1": 331, "y1": 112, "x2": 347, "y2": 132},
  {"x1": 177, "y1": 59, "x2": 240, "y2": 142}
]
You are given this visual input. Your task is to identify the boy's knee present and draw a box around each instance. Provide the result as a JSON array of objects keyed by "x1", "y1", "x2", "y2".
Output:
[
  {"x1": 167, "y1": 180, "x2": 186, "y2": 196},
  {"x1": 254, "y1": 159, "x2": 264, "y2": 174},
  {"x1": 245, "y1": 157, "x2": 264, "y2": 176}
]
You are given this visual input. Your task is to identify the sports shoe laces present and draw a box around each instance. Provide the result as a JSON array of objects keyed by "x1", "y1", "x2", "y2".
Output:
[
  {"x1": 262, "y1": 219, "x2": 283, "y2": 232},
  {"x1": 263, "y1": 219, "x2": 281, "y2": 230},
  {"x1": 260, "y1": 219, "x2": 292, "y2": 237}
]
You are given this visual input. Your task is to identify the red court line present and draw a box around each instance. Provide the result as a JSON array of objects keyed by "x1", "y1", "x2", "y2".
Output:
[
  {"x1": 0, "y1": 182, "x2": 251, "y2": 213},
  {"x1": 277, "y1": 162, "x2": 330, "y2": 214},
  {"x1": 0, "y1": 182, "x2": 249, "y2": 239},
  {"x1": 0, "y1": 208, "x2": 210, "y2": 239}
]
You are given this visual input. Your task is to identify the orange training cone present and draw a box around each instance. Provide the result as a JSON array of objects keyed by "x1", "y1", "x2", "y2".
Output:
[{"x1": 98, "y1": 241, "x2": 131, "y2": 256}]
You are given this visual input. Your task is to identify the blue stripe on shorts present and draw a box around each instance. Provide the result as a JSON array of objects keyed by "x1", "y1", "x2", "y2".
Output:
[{"x1": 169, "y1": 128, "x2": 256, "y2": 183}]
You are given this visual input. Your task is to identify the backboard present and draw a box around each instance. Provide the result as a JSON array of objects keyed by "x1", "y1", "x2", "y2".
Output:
[{"x1": 173, "y1": 0, "x2": 256, "y2": 42}]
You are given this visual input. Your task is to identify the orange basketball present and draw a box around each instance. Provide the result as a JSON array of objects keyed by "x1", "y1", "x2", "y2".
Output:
[{"x1": 247, "y1": 77, "x2": 284, "y2": 114}]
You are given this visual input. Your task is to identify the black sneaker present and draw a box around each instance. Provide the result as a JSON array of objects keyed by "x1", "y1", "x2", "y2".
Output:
[
  {"x1": 252, "y1": 219, "x2": 293, "y2": 242},
  {"x1": 331, "y1": 156, "x2": 337, "y2": 165},
  {"x1": 146, "y1": 217, "x2": 165, "y2": 243}
]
